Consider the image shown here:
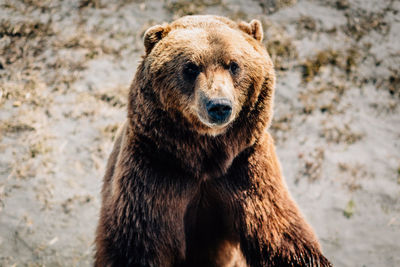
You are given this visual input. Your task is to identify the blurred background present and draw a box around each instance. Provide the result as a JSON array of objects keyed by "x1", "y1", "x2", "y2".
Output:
[{"x1": 0, "y1": 0, "x2": 399, "y2": 266}]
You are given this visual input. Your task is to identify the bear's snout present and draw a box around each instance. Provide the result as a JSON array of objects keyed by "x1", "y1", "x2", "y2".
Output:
[{"x1": 206, "y1": 98, "x2": 232, "y2": 124}]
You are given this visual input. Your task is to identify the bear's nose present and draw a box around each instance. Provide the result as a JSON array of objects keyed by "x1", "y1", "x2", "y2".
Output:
[{"x1": 206, "y1": 98, "x2": 232, "y2": 124}]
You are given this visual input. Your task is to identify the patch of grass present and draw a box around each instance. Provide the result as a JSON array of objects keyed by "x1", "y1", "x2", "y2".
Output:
[
  {"x1": 298, "y1": 82, "x2": 345, "y2": 115},
  {"x1": 61, "y1": 195, "x2": 94, "y2": 214},
  {"x1": 270, "y1": 113, "x2": 293, "y2": 131},
  {"x1": 13, "y1": 161, "x2": 37, "y2": 180},
  {"x1": 257, "y1": 0, "x2": 297, "y2": 14},
  {"x1": 297, "y1": 147, "x2": 325, "y2": 182},
  {"x1": 0, "y1": 74, "x2": 49, "y2": 108},
  {"x1": 345, "y1": 48, "x2": 360, "y2": 74},
  {"x1": 343, "y1": 199, "x2": 355, "y2": 218},
  {"x1": 301, "y1": 50, "x2": 339, "y2": 82},
  {"x1": 301, "y1": 48, "x2": 360, "y2": 82},
  {"x1": 0, "y1": 19, "x2": 52, "y2": 67},
  {"x1": 264, "y1": 22, "x2": 298, "y2": 71},
  {"x1": 397, "y1": 166, "x2": 400, "y2": 185},
  {"x1": 297, "y1": 15, "x2": 317, "y2": 32},
  {"x1": 269, "y1": 113, "x2": 293, "y2": 143},
  {"x1": 0, "y1": 122, "x2": 35, "y2": 134},
  {"x1": 337, "y1": 162, "x2": 366, "y2": 191},
  {"x1": 79, "y1": 0, "x2": 104, "y2": 9},
  {"x1": 335, "y1": 0, "x2": 350, "y2": 10},
  {"x1": 19, "y1": 0, "x2": 53, "y2": 11},
  {"x1": 321, "y1": 122, "x2": 364, "y2": 144},
  {"x1": 388, "y1": 69, "x2": 400, "y2": 98},
  {"x1": 266, "y1": 38, "x2": 298, "y2": 71},
  {"x1": 165, "y1": 0, "x2": 221, "y2": 18},
  {"x1": 0, "y1": 20, "x2": 53, "y2": 38},
  {"x1": 228, "y1": 10, "x2": 249, "y2": 21},
  {"x1": 29, "y1": 141, "x2": 52, "y2": 158},
  {"x1": 102, "y1": 123, "x2": 120, "y2": 141},
  {"x1": 53, "y1": 33, "x2": 119, "y2": 59},
  {"x1": 343, "y1": 9, "x2": 389, "y2": 41},
  {"x1": 97, "y1": 93, "x2": 126, "y2": 108},
  {"x1": 0, "y1": 15, "x2": 57, "y2": 108}
]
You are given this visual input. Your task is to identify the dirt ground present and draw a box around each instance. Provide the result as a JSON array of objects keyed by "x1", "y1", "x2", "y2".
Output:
[{"x1": 0, "y1": 0, "x2": 399, "y2": 266}]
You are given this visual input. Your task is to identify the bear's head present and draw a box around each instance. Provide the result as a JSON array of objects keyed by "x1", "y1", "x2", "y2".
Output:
[{"x1": 131, "y1": 15, "x2": 275, "y2": 139}]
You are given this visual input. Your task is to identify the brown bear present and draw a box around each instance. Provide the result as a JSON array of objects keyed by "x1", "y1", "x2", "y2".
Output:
[{"x1": 95, "y1": 15, "x2": 332, "y2": 267}]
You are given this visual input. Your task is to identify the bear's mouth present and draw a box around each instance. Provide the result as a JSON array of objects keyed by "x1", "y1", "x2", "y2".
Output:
[
  {"x1": 196, "y1": 113, "x2": 232, "y2": 128},
  {"x1": 195, "y1": 104, "x2": 234, "y2": 134},
  {"x1": 205, "y1": 98, "x2": 233, "y2": 124},
  {"x1": 195, "y1": 96, "x2": 234, "y2": 129}
]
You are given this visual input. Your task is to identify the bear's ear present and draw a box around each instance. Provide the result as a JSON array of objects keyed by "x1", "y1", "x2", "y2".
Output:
[
  {"x1": 238, "y1": 19, "x2": 263, "y2": 42},
  {"x1": 143, "y1": 23, "x2": 171, "y2": 55}
]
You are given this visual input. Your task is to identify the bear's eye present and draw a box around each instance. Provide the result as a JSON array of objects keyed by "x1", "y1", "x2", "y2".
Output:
[
  {"x1": 229, "y1": 61, "x2": 240, "y2": 75},
  {"x1": 183, "y1": 63, "x2": 201, "y2": 81}
]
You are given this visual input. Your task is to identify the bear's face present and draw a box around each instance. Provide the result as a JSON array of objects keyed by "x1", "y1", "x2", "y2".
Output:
[{"x1": 143, "y1": 16, "x2": 273, "y2": 136}]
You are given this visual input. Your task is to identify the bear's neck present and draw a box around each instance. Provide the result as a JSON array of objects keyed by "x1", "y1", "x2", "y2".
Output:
[{"x1": 127, "y1": 107, "x2": 244, "y2": 180}]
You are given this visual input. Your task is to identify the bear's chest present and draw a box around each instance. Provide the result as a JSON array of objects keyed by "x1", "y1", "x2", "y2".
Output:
[{"x1": 182, "y1": 183, "x2": 246, "y2": 267}]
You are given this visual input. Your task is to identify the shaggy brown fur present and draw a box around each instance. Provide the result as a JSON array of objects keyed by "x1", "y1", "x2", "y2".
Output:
[{"x1": 95, "y1": 15, "x2": 332, "y2": 267}]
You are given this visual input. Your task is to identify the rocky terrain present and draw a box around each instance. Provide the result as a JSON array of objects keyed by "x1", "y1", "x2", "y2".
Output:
[{"x1": 0, "y1": 0, "x2": 399, "y2": 266}]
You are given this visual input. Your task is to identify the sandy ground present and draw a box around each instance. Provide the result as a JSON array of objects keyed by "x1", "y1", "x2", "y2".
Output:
[{"x1": 0, "y1": 0, "x2": 399, "y2": 266}]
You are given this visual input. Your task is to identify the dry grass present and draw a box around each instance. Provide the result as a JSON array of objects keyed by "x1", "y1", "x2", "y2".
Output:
[
  {"x1": 343, "y1": 8, "x2": 390, "y2": 41},
  {"x1": 388, "y1": 69, "x2": 400, "y2": 98},
  {"x1": 101, "y1": 123, "x2": 120, "y2": 141},
  {"x1": 338, "y1": 162, "x2": 367, "y2": 192},
  {"x1": 321, "y1": 122, "x2": 364, "y2": 144},
  {"x1": 264, "y1": 21, "x2": 298, "y2": 71},
  {"x1": 53, "y1": 33, "x2": 121, "y2": 59},
  {"x1": 269, "y1": 113, "x2": 293, "y2": 143},
  {"x1": 79, "y1": 0, "x2": 104, "y2": 9},
  {"x1": 343, "y1": 199, "x2": 355, "y2": 218},
  {"x1": 165, "y1": 0, "x2": 222, "y2": 18},
  {"x1": 61, "y1": 195, "x2": 94, "y2": 214},
  {"x1": 335, "y1": 0, "x2": 350, "y2": 10},
  {"x1": 297, "y1": 147, "x2": 325, "y2": 182},
  {"x1": 298, "y1": 82, "x2": 345, "y2": 115},
  {"x1": 397, "y1": 166, "x2": 400, "y2": 185},
  {"x1": 301, "y1": 48, "x2": 360, "y2": 82},
  {"x1": 257, "y1": 0, "x2": 297, "y2": 14},
  {"x1": 96, "y1": 88, "x2": 127, "y2": 108}
]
